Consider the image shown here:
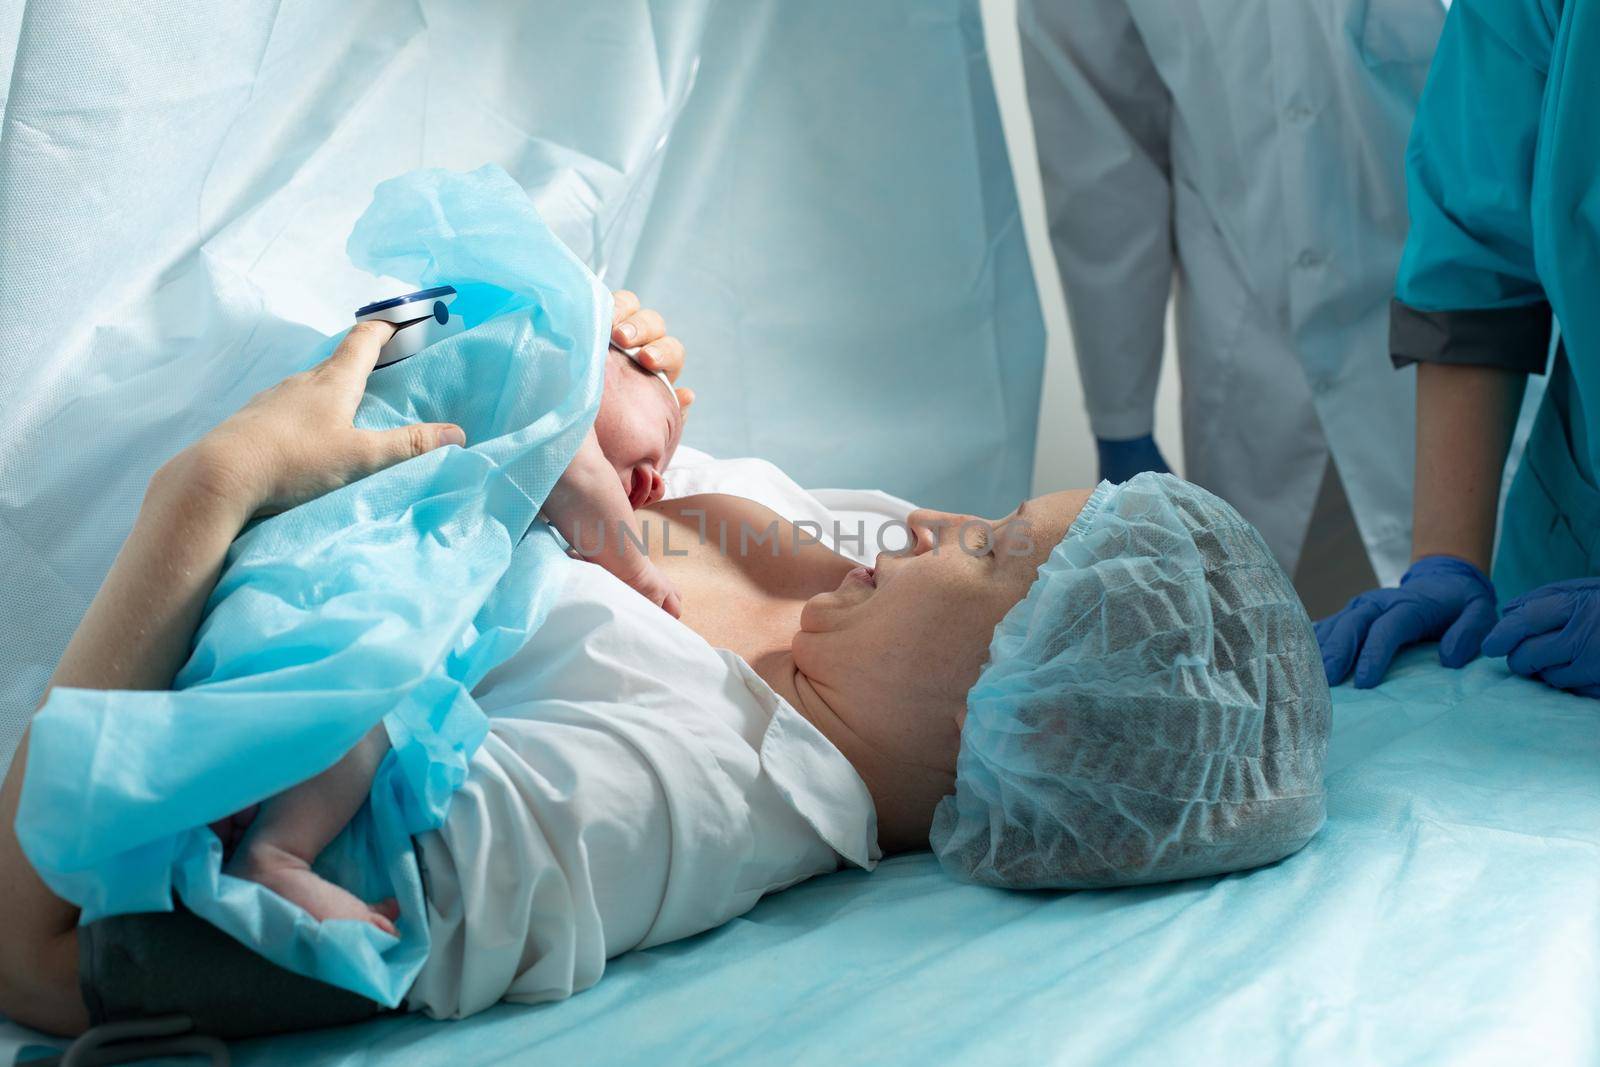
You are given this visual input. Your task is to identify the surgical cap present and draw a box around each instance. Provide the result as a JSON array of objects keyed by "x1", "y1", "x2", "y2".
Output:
[{"x1": 930, "y1": 473, "x2": 1331, "y2": 889}]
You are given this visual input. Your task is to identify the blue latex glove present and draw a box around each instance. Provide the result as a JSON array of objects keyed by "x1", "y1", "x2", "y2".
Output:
[
  {"x1": 1315, "y1": 555, "x2": 1498, "y2": 688},
  {"x1": 1097, "y1": 434, "x2": 1171, "y2": 484},
  {"x1": 1481, "y1": 578, "x2": 1600, "y2": 698}
]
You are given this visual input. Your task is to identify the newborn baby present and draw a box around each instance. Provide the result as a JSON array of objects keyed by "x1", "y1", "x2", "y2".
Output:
[
  {"x1": 544, "y1": 344, "x2": 685, "y2": 616},
  {"x1": 225, "y1": 341, "x2": 684, "y2": 930}
]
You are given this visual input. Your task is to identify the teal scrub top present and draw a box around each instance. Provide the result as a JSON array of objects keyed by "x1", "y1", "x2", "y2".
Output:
[{"x1": 1395, "y1": 0, "x2": 1600, "y2": 599}]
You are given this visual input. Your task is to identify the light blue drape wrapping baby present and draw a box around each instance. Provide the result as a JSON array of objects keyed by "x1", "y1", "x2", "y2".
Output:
[
  {"x1": 15, "y1": 166, "x2": 610, "y2": 1006},
  {"x1": 932, "y1": 473, "x2": 1332, "y2": 889}
]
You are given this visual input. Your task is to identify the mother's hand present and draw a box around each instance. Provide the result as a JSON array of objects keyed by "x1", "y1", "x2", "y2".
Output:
[
  {"x1": 611, "y1": 289, "x2": 694, "y2": 410},
  {"x1": 182, "y1": 321, "x2": 466, "y2": 517},
  {"x1": 0, "y1": 323, "x2": 476, "y2": 1039}
]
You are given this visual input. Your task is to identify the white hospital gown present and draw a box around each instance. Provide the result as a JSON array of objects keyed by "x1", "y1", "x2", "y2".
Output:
[{"x1": 405, "y1": 549, "x2": 881, "y2": 1019}]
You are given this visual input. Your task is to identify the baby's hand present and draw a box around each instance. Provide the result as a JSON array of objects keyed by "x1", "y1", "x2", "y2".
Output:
[
  {"x1": 614, "y1": 556, "x2": 683, "y2": 618},
  {"x1": 546, "y1": 428, "x2": 681, "y2": 616}
]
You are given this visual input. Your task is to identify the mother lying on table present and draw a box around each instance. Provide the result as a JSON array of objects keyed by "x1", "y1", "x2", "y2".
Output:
[{"x1": 0, "y1": 296, "x2": 1331, "y2": 1039}]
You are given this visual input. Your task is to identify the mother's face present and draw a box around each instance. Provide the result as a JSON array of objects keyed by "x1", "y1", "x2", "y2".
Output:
[{"x1": 793, "y1": 490, "x2": 1093, "y2": 753}]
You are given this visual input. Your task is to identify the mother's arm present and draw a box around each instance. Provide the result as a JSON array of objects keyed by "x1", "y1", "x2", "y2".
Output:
[
  {"x1": 0, "y1": 287, "x2": 689, "y2": 1035},
  {"x1": 0, "y1": 319, "x2": 474, "y2": 1034}
]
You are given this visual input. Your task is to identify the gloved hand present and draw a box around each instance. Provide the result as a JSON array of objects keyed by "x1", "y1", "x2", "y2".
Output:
[
  {"x1": 1481, "y1": 578, "x2": 1600, "y2": 697},
  {"x1": 1097, "y1": 434, "x2": 1171, "y2": 484},
  {"x1": 1315, "y1": 554, "x2": 1498, "y2": 688}
]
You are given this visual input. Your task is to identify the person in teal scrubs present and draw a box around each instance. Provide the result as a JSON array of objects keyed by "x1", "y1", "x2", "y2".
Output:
[{"x1": 1317, "y1": 0, "x2": 1600, "y2": 697}]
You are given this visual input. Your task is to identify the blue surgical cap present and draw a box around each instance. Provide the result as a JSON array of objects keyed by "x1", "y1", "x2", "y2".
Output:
[{"x1": 930, "y1": 473, "x2": 1331, "y2": 889}]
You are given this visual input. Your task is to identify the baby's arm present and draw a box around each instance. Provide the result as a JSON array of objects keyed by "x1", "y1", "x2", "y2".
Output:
[
  {"x1": 226, "y1": 724, "x2": 399, "y2": 934},
  {"x1": 545, "y1": 428, "x2": 682, "y2": 617}
]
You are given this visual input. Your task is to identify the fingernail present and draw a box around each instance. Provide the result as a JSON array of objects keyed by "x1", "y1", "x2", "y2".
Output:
[
  {"x1": 442, "y1": 425, "x2": 466, "y2": 447},
  {"x1": 639, "y1": 343, "x2": 658, "y2": 367},
  {"x1": 618, "y1": 323, "x2": 637, "y2": 342}
]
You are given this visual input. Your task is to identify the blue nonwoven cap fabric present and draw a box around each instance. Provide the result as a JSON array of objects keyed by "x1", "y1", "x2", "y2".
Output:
[
  {"x1": 932, "y1": 472, "x2": 1332, "y2": 888},
  {"x1": 16, "y1": 165, "x2": 610, "y2": 1007}
]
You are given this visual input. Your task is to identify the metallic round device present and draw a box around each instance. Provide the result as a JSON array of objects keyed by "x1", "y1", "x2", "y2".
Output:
[{"x1": 355, "y1": 285, "x2": 464, "y2": 367}]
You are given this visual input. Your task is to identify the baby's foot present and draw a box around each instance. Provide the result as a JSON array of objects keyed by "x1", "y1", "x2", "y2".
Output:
[{"x1": 228, "y1": 840, "x2": 400, "y2": 935}]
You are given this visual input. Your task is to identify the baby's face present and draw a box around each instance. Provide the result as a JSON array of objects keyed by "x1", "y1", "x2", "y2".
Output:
[{"x1": 592, "y1": 348, "x2": 684, "y2": 510}]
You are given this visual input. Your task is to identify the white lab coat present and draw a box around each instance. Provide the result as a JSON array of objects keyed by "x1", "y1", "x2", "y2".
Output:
[{"x1": 1020, "y1": 0, "x2": 1447, "y2": 583}]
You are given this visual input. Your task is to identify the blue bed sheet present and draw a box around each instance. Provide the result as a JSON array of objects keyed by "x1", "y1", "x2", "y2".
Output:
[{"x1": 8, "y1": 648, "x2": 1600, "y2": 1065}]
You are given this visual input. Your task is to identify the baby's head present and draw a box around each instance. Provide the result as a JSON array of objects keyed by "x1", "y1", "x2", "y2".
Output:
[
  {"x1": 593, "y1": 346, "x2": 684, "y2": 509},
  {"x1": 795, "y1": 473, "x2": 1331, "y2": 888}
]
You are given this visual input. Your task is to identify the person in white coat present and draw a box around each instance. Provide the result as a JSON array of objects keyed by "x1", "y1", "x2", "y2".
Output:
[{"x1": 1019, "y1": 0, "x2": 1446, "y2": 615}]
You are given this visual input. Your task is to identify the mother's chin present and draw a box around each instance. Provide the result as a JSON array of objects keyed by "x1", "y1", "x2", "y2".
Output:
[{"x1": 787, "y1": 489, "x2": 1092, "y2": 853}]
